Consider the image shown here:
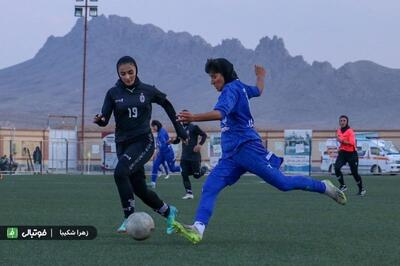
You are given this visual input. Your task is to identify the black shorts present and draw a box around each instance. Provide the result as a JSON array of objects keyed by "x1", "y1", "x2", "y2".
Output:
[{"x1": 116, "y1": 133, "x2": 155, "y2": 172}]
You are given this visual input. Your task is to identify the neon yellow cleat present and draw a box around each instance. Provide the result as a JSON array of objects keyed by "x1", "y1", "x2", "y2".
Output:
[
  {"x1": 322, "y1": 180, "x2": 347, "y2": 205},
  {"x1": 172, "y1": 221, "x2": 202, "y2": 244}
]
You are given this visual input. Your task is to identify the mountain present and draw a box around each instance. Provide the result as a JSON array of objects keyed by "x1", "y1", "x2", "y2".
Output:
[{"x1": 0, "y1": 15, "x2": 399, "y2": 130}]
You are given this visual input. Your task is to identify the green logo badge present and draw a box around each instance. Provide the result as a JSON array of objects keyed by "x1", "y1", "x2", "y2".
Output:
[{"x1": 7, "y1": 227, "x2": 18, "y2": 239}]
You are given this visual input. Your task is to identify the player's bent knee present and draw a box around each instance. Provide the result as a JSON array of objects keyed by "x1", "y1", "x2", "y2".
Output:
[
  {"x1": 133, "y1": 187, "x2": 147, "y2": 199},
  {"x1": 181, "y1": 171, "x2": 190, "y2": 176},
  {"x1": 114, "y1": 161, "x2": 131, "y2": 179}
]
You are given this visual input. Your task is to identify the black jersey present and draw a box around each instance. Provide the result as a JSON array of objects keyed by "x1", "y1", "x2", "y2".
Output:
[
  {"x1": 98, "y1": 79, "x2": 167, "y2": 143},
  {"x1": 174, "y1": 123, "x2": 207, "y2": 161}
]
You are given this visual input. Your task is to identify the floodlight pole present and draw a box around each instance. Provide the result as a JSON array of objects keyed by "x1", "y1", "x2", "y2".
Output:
[
  {"x1": 75, "y1": 0, "x2": 98, "y2": 172},
  {"x1": 80, "y1": 0, "x2": 88, "y2": 173}
]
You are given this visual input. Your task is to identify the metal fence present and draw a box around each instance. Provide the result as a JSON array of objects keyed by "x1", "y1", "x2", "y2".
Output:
[
  {"x1": 0, "y1": 137, "x2": 186, "y2": 175},
  {"x1": 0, "y1": 138, "x2": 110, "y2": 175},
  {"x1": 1, "y1": 136, "x2": 399, "y2": 176}
]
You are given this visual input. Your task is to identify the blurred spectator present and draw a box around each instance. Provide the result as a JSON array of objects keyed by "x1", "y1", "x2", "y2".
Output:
[
  {"x1": 0, "y1": 154, "x2": 18, "y2": 174},
  {"x1": 0, "y1": 155, "x2": 9, "y2": 171},
  {"x1": 33, "y1": 146, "x2": 42, "y2": 174}
]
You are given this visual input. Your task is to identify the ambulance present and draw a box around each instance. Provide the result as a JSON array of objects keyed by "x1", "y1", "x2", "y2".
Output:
[{"x1": 320, "y1": 135, "x2": 400, "y2": 175}]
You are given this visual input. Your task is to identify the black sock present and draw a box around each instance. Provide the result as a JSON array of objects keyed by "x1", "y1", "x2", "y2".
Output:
[
  {"x1": 337, "y1": 176, "x2": 345, "y2": 186},
  {"x1": 123, "y1": 199, "x2": 135, "y2": 218},
  {"x1": 155, "y1": 203, "x2": 170, "y2": 218},
  {"x1": 356, "y1": 180, "x2": 363, "y2": 191}
]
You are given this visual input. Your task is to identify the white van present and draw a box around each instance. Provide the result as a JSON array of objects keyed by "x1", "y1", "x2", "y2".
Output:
[{"x1": 320, "y1": 138, "x2": 400, "y2": 175}]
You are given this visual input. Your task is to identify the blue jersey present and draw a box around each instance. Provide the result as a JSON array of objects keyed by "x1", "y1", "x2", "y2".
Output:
[
  {"x1": 214, "y1": 79, "x2": 261, "y2": 158},
  {"x1": 157, "y1": 128, "x2": 173, "y2": 153}
]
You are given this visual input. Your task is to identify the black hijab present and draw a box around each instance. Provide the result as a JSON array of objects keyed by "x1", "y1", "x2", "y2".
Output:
[
  {"x1": 339, "y1": 115, "x2": 350, "y2": 133},
  {"x1": 205, "y1": 58, "x2": 239, "y2": 84},
  {"x1": 116, "y1": 56, "x2": 140, "y2": 89}
]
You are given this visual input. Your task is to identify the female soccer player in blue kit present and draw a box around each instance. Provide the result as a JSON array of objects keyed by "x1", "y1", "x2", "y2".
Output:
[
  {"x1": 172, "y1": 58, "x2": 347, "y2": 243},
  {"x1": 150, "y1": 120, "x2": 181, "y2": 188}
]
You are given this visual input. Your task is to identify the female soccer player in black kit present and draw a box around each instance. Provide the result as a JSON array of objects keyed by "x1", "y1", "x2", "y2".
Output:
[
  {"x1": 94, "y1": 56, "x2": 188, "y2": 233},
  {"x1": 171, "y1": 111, "x2": 208, "y2": 199}
]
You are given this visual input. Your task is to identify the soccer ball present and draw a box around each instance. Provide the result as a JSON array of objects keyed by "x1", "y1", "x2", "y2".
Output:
[{"x1": 126, "y1": 212, "x2": 155, "y2": 240}]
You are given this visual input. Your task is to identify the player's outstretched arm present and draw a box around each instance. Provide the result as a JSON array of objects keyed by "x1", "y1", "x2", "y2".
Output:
[
  {"x1": 255, "y1": 65, "x2": 266, "y2": 95},
  {"x1": 159, "y1": 99, "x2": 188, "y2": 141},
  {"x1": 177, "y1": 110, "x2": 222, "y2": 123}
]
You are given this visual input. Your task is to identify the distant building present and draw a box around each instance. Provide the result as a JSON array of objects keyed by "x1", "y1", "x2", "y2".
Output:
[{"x1": 1, "y1": 126, "x2": 399, "y2": 174}]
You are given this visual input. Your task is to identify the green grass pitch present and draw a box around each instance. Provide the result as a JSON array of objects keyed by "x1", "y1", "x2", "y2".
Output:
[{"x1": 1, "y1": 174, "x2": 399, "y2": 265}]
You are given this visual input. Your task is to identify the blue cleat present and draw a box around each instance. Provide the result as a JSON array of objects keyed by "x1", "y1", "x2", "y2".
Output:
[
  {"x1": 166, "y1": 206, "x2": 178, "y2": 234},
  {"x1": 117, "y1": 218, "x2": 128, "y2": 233}
]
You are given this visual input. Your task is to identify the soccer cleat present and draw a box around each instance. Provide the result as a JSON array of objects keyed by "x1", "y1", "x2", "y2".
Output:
[
  {"x1": 200, "y1": 166, "x2": 208, "y2": 175},
  {"x1": 194, "y1": 166, "x2": 209, "y2": 179},
  {"x1": 339, "y1": 184, "x2": 347, "y2": 192},
  {"x1": 166, "y1": 206, "x2": 178, "y2": 235},
  {"x1": 164, "y1": 174, "x2": 170, "y2": 180},
  {"x1": 173, "y1": 221, "x2": 202, "y2": 244},
  {"x1": 147, "y1": 181, "x2": 156, "y2": 189},
  {"x1": 357, "y1": 189, "x2": 367, "y2": 196},
  {"x1": 182, "y1": 193, "x2": 194, "y2": 200},
  {"x1": 117, "y1": 218, "x2": 128, "y2": 233},
  {"x1": 322, "y1": 180, "x2": 347, "y2": 205}
]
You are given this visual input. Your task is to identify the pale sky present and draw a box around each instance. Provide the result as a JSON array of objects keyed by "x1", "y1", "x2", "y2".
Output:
[{"x1": 0, "y1": 0, "x2": 399, "y2": 70}]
